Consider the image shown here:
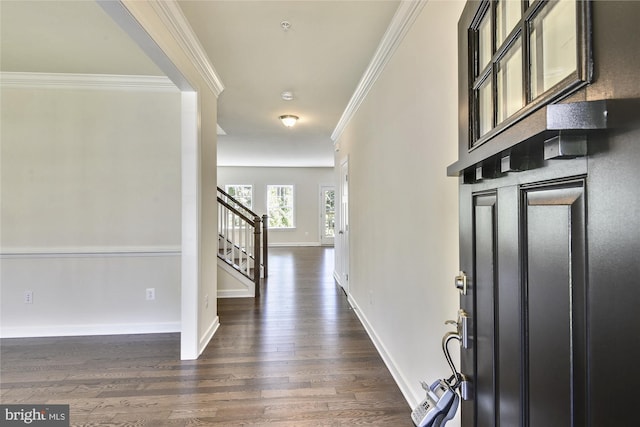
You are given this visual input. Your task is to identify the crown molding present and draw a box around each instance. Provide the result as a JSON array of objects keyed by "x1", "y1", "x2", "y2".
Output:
[
  {"x1": 331, "y1": 0, "x2": 428, "y2": 143},
  {"x1": 148, "y1": 0, "x2": 224, "y2": 97},
  {"x1": 0, "y1": 72, "x2": 178, "y2": 91}
]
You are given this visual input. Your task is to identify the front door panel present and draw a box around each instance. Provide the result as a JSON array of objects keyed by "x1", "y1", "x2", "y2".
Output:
[
  {"x1": 473, "y1": 193, "x2": 498, "y2": 427},
  {"x1": 465, "y1": 180, "x2": 587, "y2": 426},
  {"x1": 524, "y1": 182, "x2": 587, "y2": 427}
]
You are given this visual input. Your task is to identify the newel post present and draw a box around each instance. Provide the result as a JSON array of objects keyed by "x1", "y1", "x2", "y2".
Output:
[
  {"x1": 262, "y1": 214, "x2": 268, "y2": 278},
  {"x1": 253, "y1": 215, "x2": 261, "y2": 297}
]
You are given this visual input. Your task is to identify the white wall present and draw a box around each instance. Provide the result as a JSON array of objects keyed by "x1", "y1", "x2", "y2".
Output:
[
  {"x1": 334, "y1": 0, "x2": 465, "y2": 421},
  {"x1": 0, "y1": 83, "x2": 182, "y2": 337},
  {"x1": 218, "y1": 166, "x2": 334, "y2": 246}
]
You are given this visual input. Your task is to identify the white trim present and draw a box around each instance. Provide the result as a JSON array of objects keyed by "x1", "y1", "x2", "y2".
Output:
[
  {"x1": 217, "y1": 288, "x2": 254, "y2": 298},
  {"x1": 0, "y1": 246, "x2": 180, "y2": 259},
  {"x1": 333, "y1": 270, "x2": 343, "y2": 287},
  {"x1": 0, "y1": 72, "x2": 178, "y2": 91},
  {"x1": 149, "y1": 0, "x2": 224, "y2": 97},
  {"x1": 97, "y1": 0, "x2": 194, "y2": 92},
  {"x1": 0, "y1": 322, "x2": 181, "y2": 339},
  {"x1": 268, "y1": 242, "x2": 321, "y2": 247},
  {"x1": 331, "y1": 0, "x2": 428, "y2": 142},
  {"x1": 96, "y1": 0, "x2": 220, "y2": 362},
  {"x1": 217, "y1": 258, "x2": 256, "y2": 297},
  {"x1": 348, "y1": 295, "x2": 416, "y2": 408},
  {"x1": 180, "y1": 91, "x2": 200, "y2": 361},
  {"x1": 198, "y1": 316, "x2": 219, "y2": 356}
]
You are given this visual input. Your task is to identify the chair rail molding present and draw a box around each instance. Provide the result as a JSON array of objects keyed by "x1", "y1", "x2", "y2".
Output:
[{"x1": 0, "y1": 246, "x2": 181, "y2": 259}]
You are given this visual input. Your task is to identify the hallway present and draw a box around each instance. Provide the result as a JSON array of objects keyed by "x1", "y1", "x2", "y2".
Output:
[{"x1": 0, "y1": 246, "x2": 412, "y2": 426}]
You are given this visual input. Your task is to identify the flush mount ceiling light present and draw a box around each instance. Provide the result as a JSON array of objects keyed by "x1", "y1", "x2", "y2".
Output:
[
  {"x1": 279, "y1": 115, "x2": 299, "y2": 128},
  {"x1": 281, "y1": 91, "x2": 294, "y2": 101}
]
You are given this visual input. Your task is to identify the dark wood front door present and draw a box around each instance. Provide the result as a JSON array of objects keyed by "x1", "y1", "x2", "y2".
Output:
[
  {"x1": 451, "y1": 1, "x2": 640, "y2": 426},
  {"x1": 461, "y1": 174, "x2": 590, "y2": 426}
]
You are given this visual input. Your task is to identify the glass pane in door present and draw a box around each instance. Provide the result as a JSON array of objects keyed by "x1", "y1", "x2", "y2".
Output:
[
  {"x1": 478, "y1": 10, "x2": 492, "y2": 72},
  {"x1": 497, "y1": 37, "x2": 523, "y2": 123},
  {"x1": 323, "y1": 188, "x2": 335, "y2": 239},
  {"x1": 529, "y1": 0, "x2": 577, "y2": 98},
  {"x1": 478, "y1": 77, "x2": 493, "y2": 137},
  {"x1": 496, "y1": 0, "x2": 521, "y2": 45}
]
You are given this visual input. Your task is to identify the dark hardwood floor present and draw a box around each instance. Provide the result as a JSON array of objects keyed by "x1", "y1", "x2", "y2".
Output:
[{"x1": 0, "y1": 247, "x2": 412, "y2": 426}]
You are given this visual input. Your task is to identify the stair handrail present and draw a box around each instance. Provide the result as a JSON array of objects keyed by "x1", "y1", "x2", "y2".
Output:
[
  {"x1": 217, "y1": 187, "x2": 268, "y2": 296},
  {"x1": 218, "y1": 197, "x2": 258, "y2": 225},
  {"x1": 217, "y1": 187, "x2": 260, "y2": 221}
]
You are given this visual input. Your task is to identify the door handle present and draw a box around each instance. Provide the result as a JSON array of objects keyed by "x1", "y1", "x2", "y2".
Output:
[
  {"x1": 460, "y1": 375, "x2": 473, "y2": 401},
  {"x1": 445, "y1": 309, "x2": 470, "y2": 349},
  {"x1": 458, "y1": 309, "x2": 470, "y2": 349}
]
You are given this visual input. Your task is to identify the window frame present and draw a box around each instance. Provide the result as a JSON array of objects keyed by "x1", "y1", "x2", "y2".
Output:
[
  {"x1": 266, "y1": 184, "x2": 296, "y2": 229},
  {"x1": 468, "y1": 0, "x2": 592, "y2": 150},
  {"x1": 224, "y1": 184, "x2": 253, "y2": 209}
]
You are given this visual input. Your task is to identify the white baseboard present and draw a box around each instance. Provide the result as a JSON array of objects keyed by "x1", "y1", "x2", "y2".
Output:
[
  {"x1": 347, "y1": 295, "x2": 416, "y2": 407},
  {"x1": 0, "y1": 321, "x2": 181, "y2": 339},
  {"x1": 217, "y1": 288, "x2": 254, "y2": 298},
  {"x1": 198, "y1": 316, "x2": 219, "y2": 356},
  {"x1": 217, "y1": 258, "x2": 255, "y2": 297},
  {"x1": 333, "y1": 271, "x2": 343, "y2": 287},
  {"x1": 268, "y1": 242, "x2": 321, "y2": 247}
]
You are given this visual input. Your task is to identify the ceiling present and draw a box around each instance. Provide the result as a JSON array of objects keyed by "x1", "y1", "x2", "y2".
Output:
[{"x1": 1, "y1": 0, "x2": 401, "y2": 168}]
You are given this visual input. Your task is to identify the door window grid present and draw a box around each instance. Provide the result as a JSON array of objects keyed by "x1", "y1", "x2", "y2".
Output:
[
  {"x1": 470, "y1": 0, "x2": 589, "y2": 147},
  {"x1": 529, "y1": 0, "x2": 578, "y2": 98},
  {"x1": 497, "y1": 36, "x2": 524, "y2": 124}
]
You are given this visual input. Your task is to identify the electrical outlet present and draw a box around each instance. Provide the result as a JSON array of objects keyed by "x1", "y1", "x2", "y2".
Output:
[
  {"x1": 24, "y1": 290, "x2": 33, "y2": 304},
  {"x1": 146, "y1": 288, "x2": 155, "y2": 301}
]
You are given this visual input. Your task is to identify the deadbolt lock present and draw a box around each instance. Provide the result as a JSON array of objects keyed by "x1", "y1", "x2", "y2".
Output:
[{"x1": 455, "y1": 271, "x2": 467, "y2": 295}]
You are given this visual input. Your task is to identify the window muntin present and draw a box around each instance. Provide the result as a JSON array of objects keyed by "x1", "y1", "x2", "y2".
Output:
[
  {"x1": 496, "y1": 0, "x2": 521, "y2": 46},
  {"x1": 469, "y1": 0, "x2": 588, "y2": 148},
  {"x1": 225, "y1": 184, "x2": 252, "y2": 209},
  {"x1": 267, "y1": 185, "x2": 295, "y2": 229}
]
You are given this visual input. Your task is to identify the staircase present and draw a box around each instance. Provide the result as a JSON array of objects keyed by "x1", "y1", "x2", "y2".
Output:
[{"x1": 217, "y1": 187, "x2": 268, "y2": 297}]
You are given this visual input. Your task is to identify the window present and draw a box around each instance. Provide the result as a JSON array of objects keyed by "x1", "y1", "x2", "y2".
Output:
[
  {"x1": 470, "y1": 0, "x2": 591, "y2": 147},
  {"x1": 322, "y1": 188, "x2": 335, "y2": 239},
  {"x1": 225, "y1": 185, "x2": 252, "y2": 209},
  {"x1": 267, "y1": 185, "x2": 295, "y2": 228},
  {"x1": 223, "y1": 185, "x2": 253, "y2": 227}
]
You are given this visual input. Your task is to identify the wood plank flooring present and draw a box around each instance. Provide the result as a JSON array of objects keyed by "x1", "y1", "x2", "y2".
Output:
[{"x1": 1, "y1": 246, "x2": 413, "y2": 426}]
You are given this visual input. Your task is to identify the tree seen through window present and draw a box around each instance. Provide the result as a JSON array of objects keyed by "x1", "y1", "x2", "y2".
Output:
[{"x1": 267, "y1": 185, "x2": 294, "y2": 228}]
